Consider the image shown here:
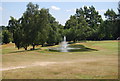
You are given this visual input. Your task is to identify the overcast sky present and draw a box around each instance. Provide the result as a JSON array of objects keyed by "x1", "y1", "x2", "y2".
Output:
[{"x1": 0, "y1": 1, "x2": 119, "y2": 26}]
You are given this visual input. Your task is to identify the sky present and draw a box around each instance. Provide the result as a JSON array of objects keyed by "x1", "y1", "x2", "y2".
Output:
[{"x1": 0, "y1": 1, "x2": 119, "y2": 26}]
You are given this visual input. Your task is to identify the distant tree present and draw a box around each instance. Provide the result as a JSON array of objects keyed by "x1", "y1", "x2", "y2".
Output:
[
  {"x1": 99, "y1": 9, "x2": 117, "y2": 40},
  {"x1": 2, "y1": 30, "x2": 11, "y2": 44}
]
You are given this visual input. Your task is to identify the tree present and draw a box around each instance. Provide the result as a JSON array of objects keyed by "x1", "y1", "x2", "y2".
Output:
[
  {"x1": 8, "y1": 17, "x2": 27, "y2": 50},
  {"x1": 37, "y1": 8, "x2": 50, "y2": 47},
  {"x1": 0, "y1": 26, "x2": 2, "y2": 44},
  {"x1": 21, "y1": 2, "x2": 39, "y2": 50},
  {"x1": 65, "y1": 6, "x2": 102, "y2": 41},
  {"x1": 8, "y1": 16, "x2": 17, "y2": 43},
  {"x1": 117, "y1": 1, "x2": 120, "y2": 37},
  {"x1": 7, "y1": 2, "x2": 63, "y2": 50},
  {"x1": 2, "y1": 30, "x2": 11, "y2": 44},
  {"x1": 64, "y1": 15, "x2": 78, "y2": 42},
  {"x1": 118, "y1": 1, "x2": 120, "y2": 13},
  {"x1": 99, "y1": 9, "x2": 118, "y2": 40},
  {"x1": 47, "y1": 14, "x2": 62, "y2": 45},
  {"x1": 8, "y1": 17, "x2": 22, "y2": 49},
  {"x1": 18, "y1": 3, "x2": 49, "y2": 49},
  {"x1": 76, "y1": 16, "x2": 91, "y2": 41},
  {"x1": 104, "y1": 9, "x2": 117, "y2": 21},
  {"x1": 75, "y1": 6, "x2": 103, "y2": 40}
]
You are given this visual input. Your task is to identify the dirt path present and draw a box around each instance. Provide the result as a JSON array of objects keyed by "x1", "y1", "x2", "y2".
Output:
[
  {"x1": 1, "y1": 62, "x2": 57, "y2": 71},
  {"x1": 1, "y1": 59, "x2": 98, "y2": 71},
  {"x1": 1, "y1": 61, "x2": 75, "y2": 71}
]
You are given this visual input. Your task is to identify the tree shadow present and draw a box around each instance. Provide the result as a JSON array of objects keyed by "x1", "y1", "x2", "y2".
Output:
[
  {"x1": 68, "y1": 44, "x2": 98, "y2": 52},
  {"x1": 9, "y1": 48, "x2": 41, "y2": 54},
  {"x1": 68, "y1": 40, "x2": 87, "y2": 44}
]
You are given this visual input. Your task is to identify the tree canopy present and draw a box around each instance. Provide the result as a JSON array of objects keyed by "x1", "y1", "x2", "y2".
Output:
[{"x1": 2, "y1": 2, "x2": 119, "y2": 50}]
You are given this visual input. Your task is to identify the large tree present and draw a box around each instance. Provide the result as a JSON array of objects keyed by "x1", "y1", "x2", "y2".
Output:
[
  {"x1": 8, "y1": 2, "x2": 63, "y2": 50},
  {"x1": 22, "y1": 2, "x2": 39, "y2": 49},
  {"x1": 99, "y1": 9, "x2": 118, "y2": 40},
  {"x1": 8, "y1": 16, "x2": 24, "y2": 49},
  {"x1": 65, "y1": 6, "x2": 102, "y2": 41}
]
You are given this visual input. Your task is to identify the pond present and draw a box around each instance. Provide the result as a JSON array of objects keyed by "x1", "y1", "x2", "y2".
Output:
[
  {"x1": 48, "y1": 44, "x2": 97, "y2": 52},
  {"x1": 48, "y1": 36, "x2": 97, "y2": 52}
]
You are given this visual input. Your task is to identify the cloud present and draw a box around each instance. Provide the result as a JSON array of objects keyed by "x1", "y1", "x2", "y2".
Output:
[
  {"x1": 97, "y1": 9, "x2": 106, "y2": 13},
  {"x1": 0, "y1": 7, "x2": 3, "y2": 11},
  {"x1": 51, "y1": 6, "x2": 60, "y2": 11},
  {"x1": 97, "y1": 9, "x2": 106, "y2": 20},
  {"x1": 65, "y1": 9, "x2": 76, "y2": 12},
  {"x1": 38, "y1": 8, "x2": 41, "y2": 10}
]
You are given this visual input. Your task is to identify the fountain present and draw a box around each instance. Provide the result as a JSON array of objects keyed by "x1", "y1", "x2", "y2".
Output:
[
  {"x1": 48, "y1": 36, "x2": 81, "y2": 52},
  {"x1": 59, "y1": 36, "x2": 68, "y2": 52}
]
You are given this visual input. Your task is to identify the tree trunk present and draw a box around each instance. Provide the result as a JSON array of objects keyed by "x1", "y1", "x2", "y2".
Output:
[
  {"x1": 17, "y1": 46, "x2": 20, "y2": 50},
  {"x1": 33, "y1": 44, "x2": 35, "y2": 50},
  {"x1": 73, "y1": 40, "x2": 76, "y2": 43},
  {"x1": 24, "y1": 47, "x2": 27, "y2": 50},
  {"x1": 42, "y1": 44, "x2": 44, "y2": 47}
]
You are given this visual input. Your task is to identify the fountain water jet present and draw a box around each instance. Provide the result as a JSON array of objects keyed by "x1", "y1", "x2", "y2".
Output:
[
  {"x1": 49, "y1": 36, "x2": 81, "y2": 52},
  {"x1": 59, "y1": 36, "x2": 68, "y2": 52}
]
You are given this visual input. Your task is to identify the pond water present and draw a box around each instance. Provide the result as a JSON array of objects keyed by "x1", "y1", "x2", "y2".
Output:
[{"x1": 48, "y1": 36, "x2": 93, "y2": 52}]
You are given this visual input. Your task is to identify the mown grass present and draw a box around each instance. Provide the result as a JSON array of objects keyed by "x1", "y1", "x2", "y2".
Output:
[{"x1": 2, "y1": 40, "x2": 118, "y2": 79}]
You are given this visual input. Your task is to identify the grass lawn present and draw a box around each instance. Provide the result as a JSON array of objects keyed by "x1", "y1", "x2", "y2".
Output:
[{"x1": 1, "y1": 40, "x2": 118, "y2": 79}]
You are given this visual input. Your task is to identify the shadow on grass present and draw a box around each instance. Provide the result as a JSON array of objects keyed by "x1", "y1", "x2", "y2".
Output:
[
  {"x1": 9, "y1": 48, "x2": 41, "y2": 54},
  {"x1": 68, "y1": 40, "x2": 87, "y2": 44},
  {"x1": 49, "y1": 44, "x2": 98, "y2": 52},
  {"x1": 69, "y1": 44, "x2": 98, "y2": 52},
  {"x1": 9, "y1": 44, "x2": 97, "y2": 54}
]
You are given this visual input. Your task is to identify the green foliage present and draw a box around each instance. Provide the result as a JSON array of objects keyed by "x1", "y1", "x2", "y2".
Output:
[
  {"x1": 7, "y1": 2, "x2": 63, "y2": 50},
  {"x1": 104, "y1": 9, "x2": 116, "y2": 21},
  {"x1": 65, "y1": 6, "x2": 102, "y2": 41},
  {"x1": 47, "y1": 14, "x2": 62, "y2": 45},
  {"x1": 99, "y1": 9, "x2": 118, "y2": 40},
  {"x1": 3, "y1": 2, "x2": 119, "y2": 50},
  {"x1": 38, "y1": 8, "x2": 50, "y2": 46},
  {"x1": 2, "y1": 30, "x2": 11, "y2": 44},
  {"x1": 65, "y1": 5, "x2": 119, "y2": 41}
]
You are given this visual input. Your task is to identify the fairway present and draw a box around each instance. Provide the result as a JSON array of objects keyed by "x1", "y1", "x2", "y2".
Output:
[{"x1": 2, "y1": 41, "x2": 118, "y2": 79}]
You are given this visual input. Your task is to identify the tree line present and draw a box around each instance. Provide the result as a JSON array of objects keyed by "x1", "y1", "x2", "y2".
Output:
[
  {"x1": 2, "y1": 2, "x2": 63, "y2": 50},
  {"x1": 1, "y1": 2, "x2": 120, "y2": 50},
  {"x1": 64, "y1": 5, "x2": 119, "y2": 41}
]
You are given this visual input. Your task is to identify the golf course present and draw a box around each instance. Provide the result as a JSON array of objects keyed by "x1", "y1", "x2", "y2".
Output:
[
  {"x1": 1, "y1": 1, "x2": 120, "y2": 79},
  {"x1": 1, "y1": 40, "x2": 118, "y2": 79}
]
